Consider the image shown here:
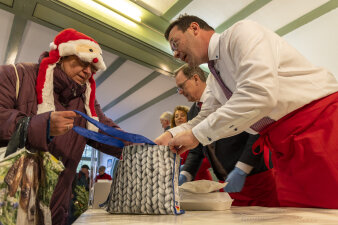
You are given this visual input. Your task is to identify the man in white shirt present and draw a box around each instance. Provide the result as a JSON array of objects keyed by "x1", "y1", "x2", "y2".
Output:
[
  {"x1": 154, "y1": 15, "x2": 338, "y2": 208},
  {"x1": 175, "y1": 64, "x2": 279, "y2": 206}
]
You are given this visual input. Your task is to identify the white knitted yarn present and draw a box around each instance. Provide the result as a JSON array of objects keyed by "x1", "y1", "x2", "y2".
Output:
[{"x1": 106, "y1": 144, "x2": 181, "y2": 215}]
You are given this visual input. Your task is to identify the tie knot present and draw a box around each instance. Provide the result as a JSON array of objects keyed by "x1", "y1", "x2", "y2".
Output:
[
  {"x1": 208, "y1": 60, "x2": 215, "y2": 68},
  {"x1": 197, "y1": 102, "x2": 203, "y2": 109}
]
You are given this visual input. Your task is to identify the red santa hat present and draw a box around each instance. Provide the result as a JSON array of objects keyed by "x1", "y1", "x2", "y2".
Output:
[{"x1": 36, "y1": 28, "x2": 106, "y2": 132}]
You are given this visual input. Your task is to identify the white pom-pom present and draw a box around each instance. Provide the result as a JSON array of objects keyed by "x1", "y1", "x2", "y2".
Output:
[{"x1": 49, "y1": 42, "x2": 57, "y2": 50}]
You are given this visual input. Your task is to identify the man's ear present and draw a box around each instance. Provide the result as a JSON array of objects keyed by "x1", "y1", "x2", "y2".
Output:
[
  {"x1": 190, "y1": 22, "x2": 200, "y2": 35},
  {"x1": 193, "y1": 74, "x2": 200, "y2": 83}
]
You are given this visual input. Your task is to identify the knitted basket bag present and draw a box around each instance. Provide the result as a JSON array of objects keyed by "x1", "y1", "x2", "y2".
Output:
[
  {"x1": 71, "y1": 111, "x2": 184, "y2": 215},
  {"x1": 106, "y1": 144, "x2": 183, "y2": 215}
]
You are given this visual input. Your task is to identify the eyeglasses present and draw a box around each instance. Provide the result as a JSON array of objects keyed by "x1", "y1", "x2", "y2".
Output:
[
  {"x1": 170, "y1": 39, "x2": 178, "y2": 52},
  {"x1": 176, "y1": 77, "x2": 191, "y2": 93},
  {"x1": 77, "y1": 58, "x2": 98, "y2": 73}
]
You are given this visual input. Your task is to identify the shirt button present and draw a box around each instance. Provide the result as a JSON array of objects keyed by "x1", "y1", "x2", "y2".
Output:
[{"x1": 207, "y1": 137, "x2": 212, "y2": 141}]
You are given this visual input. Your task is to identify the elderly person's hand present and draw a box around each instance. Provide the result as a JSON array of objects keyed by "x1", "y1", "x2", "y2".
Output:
[
  {"x1": 50, "y1": 111, "x2": 78, "y2": 136},
  {"x1": 168, "y1": 130, "x2": 199, "y2": 154},
  {"x1": 154, "y1": 131, "x2": 173, "y2": 146}
]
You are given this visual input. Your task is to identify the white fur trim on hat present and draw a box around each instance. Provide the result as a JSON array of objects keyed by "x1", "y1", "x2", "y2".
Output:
[
  {"x1": 58, "y1": 39, "x2": 106, "y2": 71},
  {"x1": 85, "y1": 81, "x2": 99, "y2": 132},
  {"x1": 37, "y1": 64, "x2": 56, "y2": 114}
]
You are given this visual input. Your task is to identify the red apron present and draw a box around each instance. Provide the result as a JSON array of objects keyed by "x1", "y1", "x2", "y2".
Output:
[
  {"x1": 253, "y1": 92, "x2": 338, "y2": 208},
  {"x1": 180, "y1": 151, "x2": 212, "y2": 181},
  {"x1": 220, "y1": 169, "x2": 279, "y2": 207},
  {"x1": 194, "y1": 157, "x2": 212, "y2": 181}
]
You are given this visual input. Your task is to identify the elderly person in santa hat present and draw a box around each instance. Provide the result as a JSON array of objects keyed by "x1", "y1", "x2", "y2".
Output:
[{"x1": 0, "y1": 28, "x2": 128, "y2": 225}]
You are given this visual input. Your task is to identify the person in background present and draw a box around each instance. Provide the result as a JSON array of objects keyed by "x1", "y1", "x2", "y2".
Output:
[
  {"x1": 68, "y1": 164, "x2": 90, "y2": 224},
  {"x1": 0, "y1": 28, "x2": 131, "y2": 225},
  {"x1": 174, "y1": 64, "x2": 279, "y2": 206},
  {"x1": 76, "y1": 164, "x2": 90, "y2": 190},
  {"x1": 156, "y1": 15, "x2": 338, "y2": 208},
  {"x1": 171, "y1": 105, "x2": 212, "y2": 182},
  {"x1": 95, "y1": 165, "x2": 112, "y2": 182},
  {"x1": 160, "y1": 111, "x2": 173, "y2": 131}
]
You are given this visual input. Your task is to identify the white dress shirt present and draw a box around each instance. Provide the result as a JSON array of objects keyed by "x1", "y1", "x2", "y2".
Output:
[{"x1": 170, "y1": 20, "x2": 338, "y2": 146}]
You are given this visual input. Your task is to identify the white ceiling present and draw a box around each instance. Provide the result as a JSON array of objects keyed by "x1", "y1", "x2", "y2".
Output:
[
  {"x1": 16, "y1": 21, "x2": 58, "y2": 63},
  {"x1": 132, "y1": 0, "x2": 177, "y2": 16},
  {"x1": 246, "y1": 0, "x2": 330, "y2": 31},
  {"x1": 174, "y1": 0, "x2": 255, "y2": 28},
  {"x1": 283, "y1": 7, "x2": 338, "y2": 77},
  {"x1": 0, "y1": 9, "x2": 13, "y2": 64},
  {"x1": 0, "y1": 0, "x2": 337, "y2": 142},
  {"x1": 96, "y1": 59, "x2": 149, "y2": 107}
]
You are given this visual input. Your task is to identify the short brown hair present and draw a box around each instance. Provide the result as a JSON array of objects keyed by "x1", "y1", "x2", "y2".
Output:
[
  {"x1": 165, "y1": 14, "x2": 214, "y2": 40},
  {"x1": 171, "y1": 105, "x2": 190, "y2": 128},
  {"x1": 174, "y1": 64, "x2": 206, "y2": 82}
]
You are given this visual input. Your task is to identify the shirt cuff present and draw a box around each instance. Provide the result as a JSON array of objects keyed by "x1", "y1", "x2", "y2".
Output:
[
  {"x1": 168, "y1": 126, "x2": 186, "y2": 137},
  {"x1": 235, "y1": 161, "x2": 253, "y2": 174},
  {"x1": 192, "y1": 122, "x2": 214, "y2": 145},
  {"x1": 192, "y1": 108, "x2": 263, "y2": 145}
]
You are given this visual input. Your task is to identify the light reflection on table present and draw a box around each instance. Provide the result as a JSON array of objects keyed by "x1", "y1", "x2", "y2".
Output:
[{"x1": 73, "y1": 207, "x2": 338, "y2": 225}]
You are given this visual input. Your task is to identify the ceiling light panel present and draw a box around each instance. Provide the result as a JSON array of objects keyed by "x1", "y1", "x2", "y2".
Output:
[
  {"x1": 131, "y1": 0, "x2": 177, "y2": 16},
  {"x1": 96, "y1": 0, "x2": 142, "y2": 22}
]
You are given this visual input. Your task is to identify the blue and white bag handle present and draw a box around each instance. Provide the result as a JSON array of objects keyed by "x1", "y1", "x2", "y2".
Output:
[{"x1": 72, "y1": 110, "x2": 155, "y2": 148}]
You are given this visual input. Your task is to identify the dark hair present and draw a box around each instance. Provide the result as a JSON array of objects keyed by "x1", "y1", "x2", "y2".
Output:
[
  {"x1": 174, "y1": 64, "x2": 207, "y2": 82},
  {"x1": 99, "y1": 166, "x2": 106, "y2": 171},
  {"x1": 164, "y1": 14, "x2": 214, "y2": 40},
  {"x1": 81, "y1": 164, "x2": 89, "y2": 169}
]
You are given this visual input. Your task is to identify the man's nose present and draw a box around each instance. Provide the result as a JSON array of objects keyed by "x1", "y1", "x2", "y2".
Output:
[{"x1": 173, "y1": 50, "x2": 180, "y2": 58}]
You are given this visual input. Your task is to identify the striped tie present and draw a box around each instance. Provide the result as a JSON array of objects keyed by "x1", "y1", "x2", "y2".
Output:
[
  {"x1": 208, "y1": 60, "x2": 274, "y2": 132},
  {"x1": 208, "y1": 60, "x2": 232, "y2": 99}
]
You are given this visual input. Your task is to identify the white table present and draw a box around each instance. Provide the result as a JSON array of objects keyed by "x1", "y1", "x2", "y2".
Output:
[{"x1": 74, "y1": 207, "x2": 338, "y2": 225}]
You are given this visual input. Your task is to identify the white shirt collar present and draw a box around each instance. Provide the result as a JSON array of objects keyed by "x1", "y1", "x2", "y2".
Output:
[
  {"x1": 199, "y1": 85, "x2": 210, "y2": 103},
  {"x1": 208, "y1": 33, "x2": 221, "y2": 61}
]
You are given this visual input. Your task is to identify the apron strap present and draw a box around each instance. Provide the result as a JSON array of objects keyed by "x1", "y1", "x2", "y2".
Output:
[{"x1": 252, "y1": 135, "x2": 271, "y2": 169}]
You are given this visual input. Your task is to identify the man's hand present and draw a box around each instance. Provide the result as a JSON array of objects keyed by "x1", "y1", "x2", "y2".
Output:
[
  {"x1": 178, "y1": 174, "x2": 188, "y2": 186},
  {"x1": 50, "y1": 111, "x2": 78, "y2": 136},
  {"x1": 224, "y1": 167, "x2": 248, "y2": 193},
  {"x1": 154, "y1": 131, "x2": 173, "y2": 145},
  {"x1": 168, "y1": 130, "x2": 199, "y2": 154}
]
